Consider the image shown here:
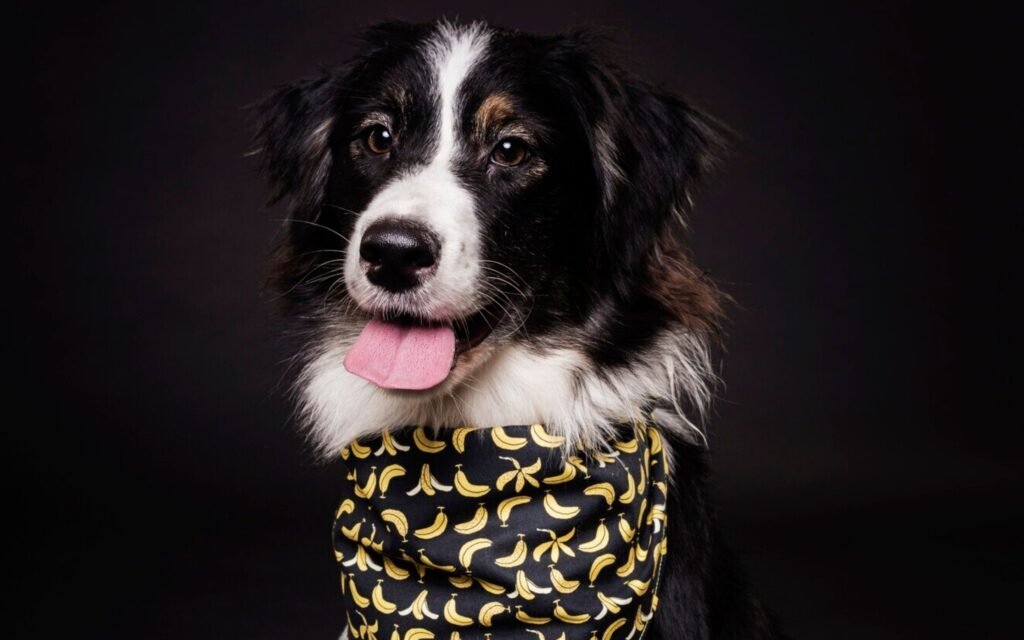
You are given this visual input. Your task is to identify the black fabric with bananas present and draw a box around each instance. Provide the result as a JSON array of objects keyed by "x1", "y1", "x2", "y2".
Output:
[{"x1": 334, "y1": 422, "x2": 669, "y2": 640}]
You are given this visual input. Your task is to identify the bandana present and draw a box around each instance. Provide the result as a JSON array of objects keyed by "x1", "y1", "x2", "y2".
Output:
[{"x1": 333, "y1": 422, "x2": 668, "y2": 640}]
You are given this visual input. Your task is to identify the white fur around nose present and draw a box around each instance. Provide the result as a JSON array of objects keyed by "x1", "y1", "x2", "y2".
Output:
[{"x1": 344, "y1": 22, "x2": 490, "y2": 320}]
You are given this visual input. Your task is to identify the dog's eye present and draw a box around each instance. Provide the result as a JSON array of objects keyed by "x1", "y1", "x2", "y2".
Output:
[
  {"x1": 365, "y1": 125, "x2": 393, "y2": 154},
  {"x1": 490, "y1": 138, "x2": 528, "y2": 167}
]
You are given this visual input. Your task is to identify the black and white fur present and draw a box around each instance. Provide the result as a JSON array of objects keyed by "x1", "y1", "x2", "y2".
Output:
[{"x1": 255, "y1": 19, "x2": 784, "y2": 639}]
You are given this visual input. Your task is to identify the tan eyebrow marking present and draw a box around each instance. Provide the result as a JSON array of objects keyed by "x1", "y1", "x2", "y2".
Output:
[{"x1": 475, "y1": 93, "x2": 515, "y2": 132}]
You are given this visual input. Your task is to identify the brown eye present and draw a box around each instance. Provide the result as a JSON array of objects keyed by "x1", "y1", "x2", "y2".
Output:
[
  {"x1": 365, "y1": 125, "x2": 393, "y2": 154},
  {"x1": 490, "y1": 138, "x2": 528, "y2": 167}
]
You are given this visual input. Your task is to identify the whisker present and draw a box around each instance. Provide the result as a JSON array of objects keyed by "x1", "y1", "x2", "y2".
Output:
[
  {"x1": 272, "y1": 217, "x2": 351, "y2": 244},
  {"x1": 323, "y1": 203, "x2": 363, "y2": 217},
  {"x1": 268, "y1": 259, "x2": 346, "y2": 302}
]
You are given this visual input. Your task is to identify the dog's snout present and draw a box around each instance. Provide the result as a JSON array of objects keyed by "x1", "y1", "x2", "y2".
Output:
[{"x1": 359, "y1": 219, "x2": 440, "y2": 292}]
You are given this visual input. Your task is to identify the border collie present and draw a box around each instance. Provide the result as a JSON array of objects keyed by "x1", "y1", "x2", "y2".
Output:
[{"x1": 255, "y1": 19, "x2": 784, "y2": 639}]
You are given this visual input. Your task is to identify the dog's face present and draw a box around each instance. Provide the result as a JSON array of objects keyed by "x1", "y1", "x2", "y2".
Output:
[{"x1": 256, "y1": 21, "x2": 727, "y2": 453}]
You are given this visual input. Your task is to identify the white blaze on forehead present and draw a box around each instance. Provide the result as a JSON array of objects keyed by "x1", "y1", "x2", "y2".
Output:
[
  {"x1": 345, "y1": 21, "x2": 491, "y2": 320},
  {"x1": 426, "y1": 21, "x2": 491, "y2": 168}
]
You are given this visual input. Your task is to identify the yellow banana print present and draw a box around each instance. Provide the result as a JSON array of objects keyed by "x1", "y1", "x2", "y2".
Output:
[
  {"x1": 577, "y1": 518, "x2": 610, "y2": 553},
  {"x1": 411, "y1": 503, "x2": 448, "y2": 540},
  {"x1": 614, "y1": 438, "x2": 639, "y2": 453},
  {"x1": 355, "y1": 611, "x2": 378, "y2": 640},
  {"x1": 543, "y1": 492, "x2": 581, "y2": 519},
  {"x1": 380, "y1": 509, "x2": 409, "y2": 542},
  {"x1": 474, "y1": 577, "x2": 507, "y2": 595},
  {"x1": 615, "y1": 545, "x2": 637, "y2": 577},
  {"x1": 588, "y1": 553, "x2": 617, "y2": 586},
  {"x1": 649, "y1": 503, "x2": 668, "y2": 533},
  {"x1": 452, "y1": 503, "x2": 488, "y2": 535},
  {"x1": 632, "y1": 606, "x2": 647, "y2": 633},
  {"x1": 514, "y1": 569, "x2": 536, "y2": 600},
  {"x1": 335, "y1": 498, "x2": 356, "y2": 519},
  {"x1": 377, "y1": 464, "x2": 406, "y2": 497},
  {"x1": 477, "y1": 602, "x2": 509, "y2": 626},
  {"x1": 412, "y1": 427, "x2": 447, "y2": 453},
  {"x1": 375, "y1": 431, "x2": 410, "y2": 456},
  {"x1": 349, "y1": 575, "x2": 371, "y2": 608},
  {"x1": 341, "y1": 519, "x2": 364, "y2": 542},
  {"x1": 542, "y1": 461, "x2": 577, "y2": 484},
  {"x1": 532, "y1": 527, "x2": 576, "y2": 563},
  {"x1": 553, "y1": 600, "x2": 591, "y2": 624},
  {"x1": 635, "y1": 498, "x2": 649, "y2": 534},
  {"x1": 354, "y1": 467, "x2": 378, "y2": 499},
  {"x1": 451, "y1": 427, "x2": 472, "y2": 453},
  {"x1": 532, "y1": 527, "x2": 577, "y2": 563},
  {"x1": 490, "y1": 426, "x2": 528, "y2": 450},
  {"x1": 496, "y1": 456, "x2": 542, "y2": 492},
  {"x1": 412, "y1": 507, "x2": 448, "y2": 539},
  {"x1": 442, "y1": 594, "x2": 475, "y2": 626},
  {"x1": 349, "y1": 439, "x2": 372, "y2": 459},
  {"x1": 333, "y1": 421, "x2": 669, "y2": 636},
  {"x1": 515, "y1": 569, "x2": 552, "y2": 598},
  {"x1": 624, "y1": 578, "x2": 651, "y2": 596},
  {"x1": 496, "y1": 495, "x2": 531, "y2": 526},
  {"x1": 618, "y1": 513, "x2": 636, "y2": 543},
  {"x1": 494, "y1": 533, "x2": 528, "y2": 568},
  {"x1": 596, "y1": 591, "x2": 623, "y2": 617},
  {"x1": 647, "y1": 426, "x2": 663, "y2": 454},
  {"x1": 371, "y1": 579, "x2": 398, "y2": 614},
  {"x1": 406, "y1": 463, "x2": 454, "y2": 497},
  {"x1": 601, "y1": 617, "x2": 628, "y2": 640},
  {"x1": 617, "y1": 470, "x2": 636, "y2": 505},
  {"x1": 530, "y1": 423, "x2": 566, "y2": 448},
  {"x1": 418, "y1": 463, "x2": 436, "y2": 497},
  {"x1": 635, "y1": 539, "x2": 650, "y2": 562},
  {"x1": 398, "y1": 589, "x2": 439, "y2": 621},
  {"x1": 457, "y1": 538, "x2": 492, "y2": 570},
  {"x1": 549, "y1": 566, "x2": 580, "y2": 593},
  {"x1": 583, "y1": 482, "x2": 617, "y2": 507},
  {"x1": 453, "y1": 464, "x2": 491, "y2": 497},
  {"x1": 515, "y1": 605, "x2": 553, "y2": 624},
  {"x1": 383, "y1": 556, "x2": 410, "y2": 581},
  {"x1": 416, "y1": 549, "x2": 455, "y2": 573}
]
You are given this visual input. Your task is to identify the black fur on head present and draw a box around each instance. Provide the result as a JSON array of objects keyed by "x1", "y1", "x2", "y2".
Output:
[
  {"x1": 252, "y1": 19, "x2": 732, "y2": 451},
  {"x1": 545, "y1": 29, "x2": 729, "y2": 295},
  {"x1": 535, "y1": 29, "x2": 733, "y2": 365}
]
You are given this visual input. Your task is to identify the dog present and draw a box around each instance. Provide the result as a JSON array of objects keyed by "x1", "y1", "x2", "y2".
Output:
[{"x1": 254, "y1": 19, "x2": 784, "y2": 639}]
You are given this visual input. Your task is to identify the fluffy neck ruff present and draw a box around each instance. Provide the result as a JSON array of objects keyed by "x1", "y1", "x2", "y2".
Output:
[
  {"x1": 297, "y1": 325, "x2": 713, "y2": 458},
  {"x1": 334, "y1": 422, "x2": 668, "y2": 637}
]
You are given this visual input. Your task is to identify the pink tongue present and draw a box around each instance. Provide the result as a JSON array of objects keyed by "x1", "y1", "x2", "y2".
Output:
[{"x1": 344, "y1": 318, "x2": 456, "y2": 390}]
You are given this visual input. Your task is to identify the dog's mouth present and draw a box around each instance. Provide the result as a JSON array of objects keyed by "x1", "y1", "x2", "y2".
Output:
[{"x1": 342, "y1": 303, "x2": 505, "y2": 391}]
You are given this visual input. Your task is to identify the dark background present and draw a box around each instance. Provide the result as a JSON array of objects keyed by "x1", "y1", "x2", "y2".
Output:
[{"x1": 12, "y1": 1, "x2": 1017, "y2": 638}]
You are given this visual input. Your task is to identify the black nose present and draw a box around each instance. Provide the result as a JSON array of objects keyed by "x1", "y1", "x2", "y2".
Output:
[{"x1": 359, "y1": 219, "x2": 440, "y2": 292}]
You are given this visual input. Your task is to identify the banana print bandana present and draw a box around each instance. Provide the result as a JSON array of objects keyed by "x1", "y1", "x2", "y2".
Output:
[{"x1": 334, "y1": 422, "x2": 669, "y2": 640}]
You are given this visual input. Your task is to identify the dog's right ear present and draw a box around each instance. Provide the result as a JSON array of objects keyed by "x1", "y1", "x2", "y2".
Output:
[{"x1": 251, "y1": 73, "x2": 338, "y2": 214}]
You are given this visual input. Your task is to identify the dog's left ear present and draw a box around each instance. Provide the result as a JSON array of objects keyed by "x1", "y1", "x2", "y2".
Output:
[
  {"x1": 551, "y1": 32, "x2": 732, "y2": 291},
  {"x1": 251, "y1": 73, "x2": 338, "y2": 214}
]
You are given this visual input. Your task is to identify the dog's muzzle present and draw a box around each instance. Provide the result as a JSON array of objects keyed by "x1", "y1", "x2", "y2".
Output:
[{"x1": 333, "y1": 421, "x2": 669, "y2": 638}]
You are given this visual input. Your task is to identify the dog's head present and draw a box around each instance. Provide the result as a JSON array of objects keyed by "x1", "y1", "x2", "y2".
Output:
[{"x1": 255, "y1": 20, "x2": 729, "y2": 454}]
